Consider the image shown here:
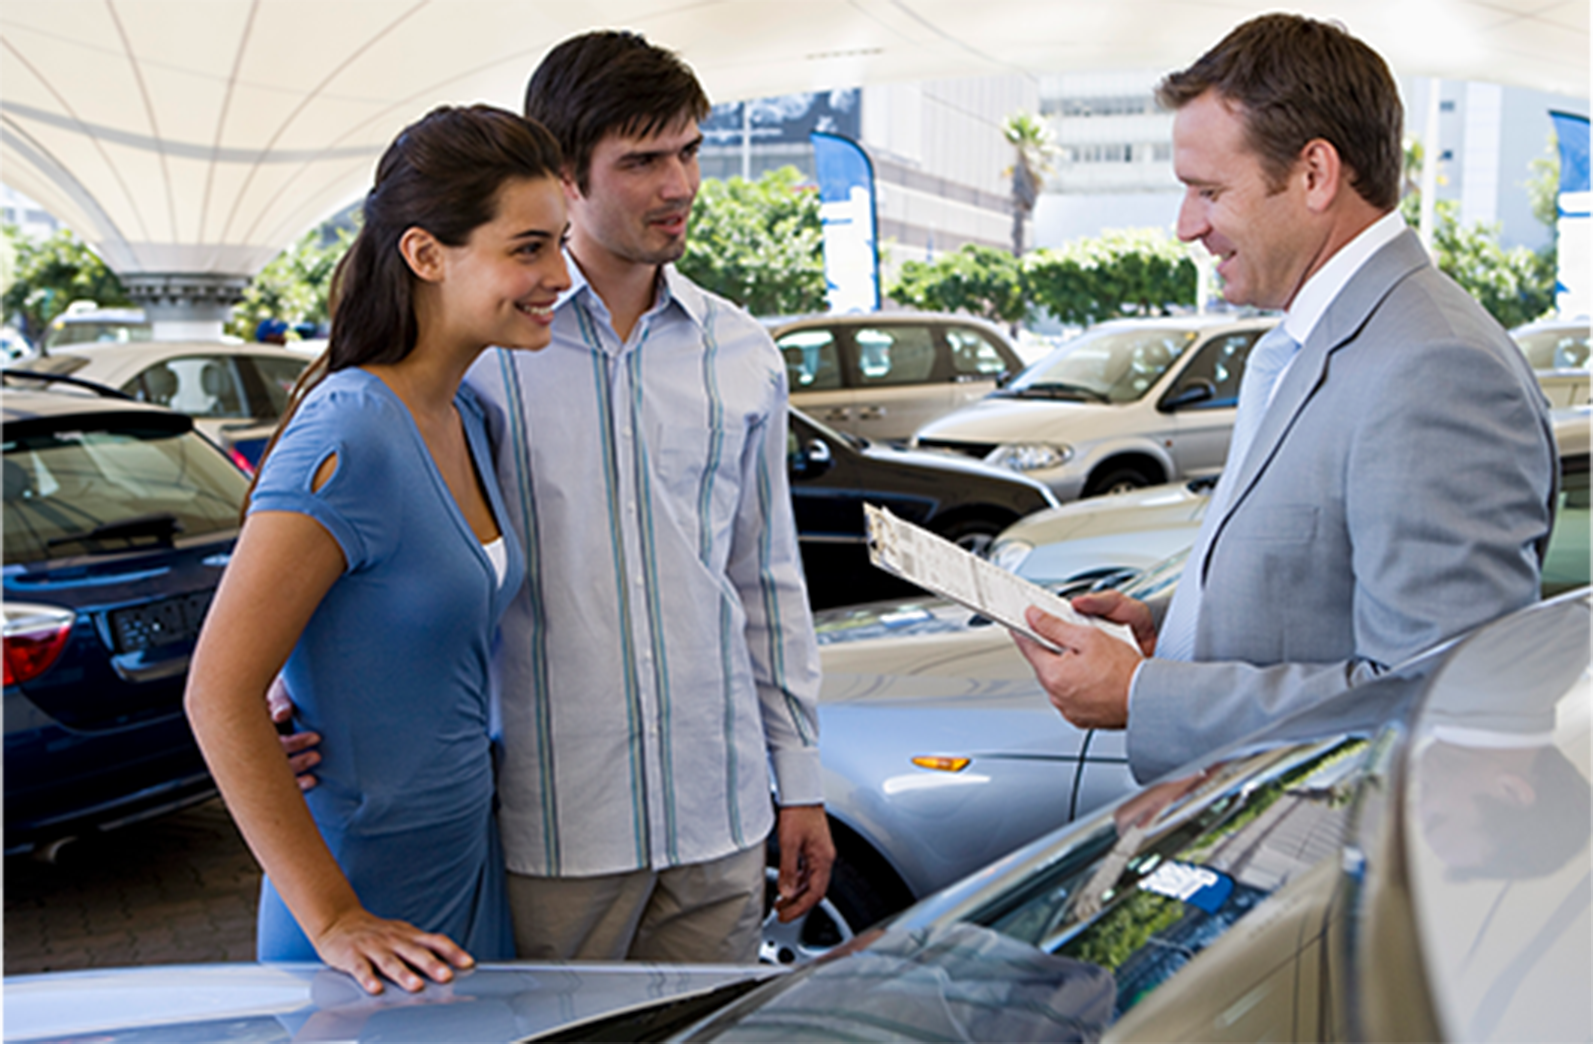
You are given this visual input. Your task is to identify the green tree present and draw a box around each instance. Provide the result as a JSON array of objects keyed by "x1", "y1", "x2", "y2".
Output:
[
  {"x1": 888, "y1": 243, "x2": 1027, "y2": 324},
  {"x1": 0, "y1": 226, "x2": 16, "y2": 306},
  {"x1": 1001, "y1": 111, "x2": 1058, "y2": 258},
  {"x1": 1526, "y1": 133, "x2": 1561, "y2": 233},
  {"x1": 1026, "y1": 228, "x2": 1198, "y2": 327},
  {"x1": 1, "y1": 227, "x2": 130, "y2": 345},
  {"x1": 227, "y1": 223, "x2": 352, "y2": 341},
  {"x1": 677, "y1": 166, "x2": 826, "y2": 317},
  {"x1": 1400, "y1": 187, "x2": 1555, "y2": 329}
]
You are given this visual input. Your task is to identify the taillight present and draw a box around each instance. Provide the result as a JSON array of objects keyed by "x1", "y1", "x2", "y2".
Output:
[
  {"x1": 227, "y1": 446, "x2": 256, "y2": 475},
  {"x1": 4, "y1": 603, "x2": 76, "y2": 686}
]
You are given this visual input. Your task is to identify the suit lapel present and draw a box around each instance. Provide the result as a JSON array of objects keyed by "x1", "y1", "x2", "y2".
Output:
[{"x1": 1198, "y1": 229, "x2": 1432, "y2": 582}]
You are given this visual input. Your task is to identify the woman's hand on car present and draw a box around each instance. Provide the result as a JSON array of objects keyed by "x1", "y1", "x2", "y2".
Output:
[{"x1": 313, "y1": 909, "x2": 475, "y2": 995}]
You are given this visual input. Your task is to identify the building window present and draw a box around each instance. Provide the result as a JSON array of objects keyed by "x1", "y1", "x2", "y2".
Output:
[
  {"x1": 1043, "y1": 94, "x2": 1155, "y2": 118},
  {"x1": 1065, "y1": 142, "x2": 1168, "y2": 165}
]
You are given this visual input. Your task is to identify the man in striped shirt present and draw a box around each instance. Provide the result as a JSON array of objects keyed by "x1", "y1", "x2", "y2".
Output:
[{"x1": 463, "y1": 30, "x2": 833, "y2": 962}]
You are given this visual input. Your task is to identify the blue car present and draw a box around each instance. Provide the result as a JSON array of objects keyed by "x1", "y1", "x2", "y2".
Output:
[{"x1": 3, "y1": 372, "x2": 250, "y2": 854}]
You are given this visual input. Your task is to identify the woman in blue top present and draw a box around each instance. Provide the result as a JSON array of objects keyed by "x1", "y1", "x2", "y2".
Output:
[{"x1": 186, "y1": 105, "x2": 569, "y2": 995}]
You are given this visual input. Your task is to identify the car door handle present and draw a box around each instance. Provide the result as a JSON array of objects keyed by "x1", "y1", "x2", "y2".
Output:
[
  {"x1": 857, "y1": 406, "x2": 886, "y2": 420},
  {"x1": 822, "y1": 407, "x2": 851, "y2": 422}
]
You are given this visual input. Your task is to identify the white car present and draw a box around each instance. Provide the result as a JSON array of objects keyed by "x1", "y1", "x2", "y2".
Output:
[
  {"x1": 13, "y1": 341, "x2": 310, "y2": 470},
  {"x1": 1512, "y1": 317, "x2": 1590, "y2": 407},
  {"x1": 913, "y1": 315, "x2": 1276, "y2": 500},
  {"x1": 989, "y1": 475, "x2": 1213, "y2": 586},
  {"x1": 772, "y1": 312, "x2": 1026, "y2": 443}
]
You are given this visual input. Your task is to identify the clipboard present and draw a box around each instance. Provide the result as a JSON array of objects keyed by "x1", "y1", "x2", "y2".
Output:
[{"x1": 864, "y1": 503, "x2": 1138, "y2": 654}]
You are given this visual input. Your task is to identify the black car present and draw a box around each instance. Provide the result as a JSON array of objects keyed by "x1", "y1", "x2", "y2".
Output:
[
  {"x1": 788, "y1": 407, "x2": 1057, "y2": 608},
  {"x1": 3, "y1": 373, "x2": 250, "y2": 854}
]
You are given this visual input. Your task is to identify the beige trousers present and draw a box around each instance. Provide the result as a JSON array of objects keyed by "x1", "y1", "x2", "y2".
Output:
[{"x1": 507, "y1": 842, "x2": 765, "y2": 963}]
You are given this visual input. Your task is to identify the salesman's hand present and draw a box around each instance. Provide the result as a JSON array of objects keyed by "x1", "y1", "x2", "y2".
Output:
[
  {"x1": 1069, "y1": 589, "x2": 1158, "y2": 656},
  {"x1": 1013, "y1": 603, "x2": 1143, "y2": 730},
  {"x1": 774, "y1": 805, "x2": 835, "y2": 923},
  {"x1": 268, "y1": 675, "x2": 321, "y2": 791}
]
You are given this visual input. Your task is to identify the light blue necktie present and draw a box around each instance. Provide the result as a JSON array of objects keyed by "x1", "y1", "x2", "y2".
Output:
[{"x1": 1155, "y1": 324, "x2": 1299, "y2": 663}]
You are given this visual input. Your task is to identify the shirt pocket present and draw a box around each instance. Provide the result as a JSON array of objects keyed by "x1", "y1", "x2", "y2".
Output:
[{"x1": 650, "y1": 423, "x2": 748, "y2": 505}]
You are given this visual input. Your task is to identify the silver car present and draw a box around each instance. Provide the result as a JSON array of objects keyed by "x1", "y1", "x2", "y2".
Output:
[
  {"x1": 13, "y1": 341, "x2": 312, "y2": 470},
  {"x1": 772, "y1": 312, "x2": 1025, "y2": 443},
  {"x1": 913, "y1": 315, "x2": 1276, "y2": 500},
  {"x1": 987, "y1": 405, "x2": 1589, "y2": 596},
  {"x1": 772, "y1": 405, "x2": 1589, "y2": 962},
  {"x1": 9, "y1": 591, "x2": 1586, "y2": 1042},
  {"x1": 1512, "y1": 316, "x2": 1590, "y2": 407}
]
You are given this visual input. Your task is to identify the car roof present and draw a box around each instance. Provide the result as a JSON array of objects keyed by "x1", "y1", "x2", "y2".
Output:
[
  {"x1": 39, "y1": 340, "x2": 309, "y2": 364},
  {"x1": 1551, "y1": 406, "x2": 1590, "y2": 458},
  {"x1": 767, "y1": 311, "x2": 1013, "y2": 333},
  {"x1": 0, "y1": 382, "x2": 189, "y2": 427},
  {"x1": 1512, "y1": 316, "x2": 1589, "y2": 334}
]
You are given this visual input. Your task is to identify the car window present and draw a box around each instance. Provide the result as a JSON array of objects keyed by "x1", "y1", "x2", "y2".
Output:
[
  {"x1": 1170, "y1": 330, "x2": 1262, "y2": 408},
  {"x1": 778, "y1": 329, "x2": 843, "y2": 392},
  {"x1": 854, "y1": 325, "x2": 937, "y2": 387},
  {"x1": 1012, "y1": 327, "x2": 1198, "y2": 403},
  {"x1": 947, "y1": 327, "x2": 1011, "y2": 378},
  {"x1": 250, "y1": 354, "x2": 309, "y2": 417},
  {"x1": 965, "y1": 737, "x2": 1368, "y2": 1025},
  {"x1": 1516, "y1": 327, "x2": 1591, "y2": 370},
  {"x1": 1542, "y1": 463, "x2": 1590, "y2": 596},
  {"x1": 4, "y1": 425, "x2": 249, "y2": 565},
  {"x1": 123, "y1": 356, "x2": 249, "y2": 418}
]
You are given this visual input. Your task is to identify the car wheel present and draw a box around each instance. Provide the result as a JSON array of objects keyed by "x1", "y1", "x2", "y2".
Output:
[
  {"x1": 1084, "y1": 465, "x2": 1153, "y2": 497},
  {"x1": 759, "y1": 852, "x2": 897, "y2": 965},
  {"x1": 931, "y1": 515, "x2": 1005, "y2": 558}
]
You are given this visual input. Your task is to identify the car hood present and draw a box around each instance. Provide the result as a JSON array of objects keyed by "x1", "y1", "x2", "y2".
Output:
[
  {"x1": 998, "y1": 481, "x2": 1207, "y2": 544},
  {"x1": 857, "y1": 439, "x2": 1056, "y2": 493},
  {"x1": 914, "y1": 395, "x2": 1132, "y2": 443},
  {"x1": 3, "y1": 962, "x2": 781, "y2": 1043},
  {"x1": 993, "y1": 481, "x2": 1208, "y2": 583}
]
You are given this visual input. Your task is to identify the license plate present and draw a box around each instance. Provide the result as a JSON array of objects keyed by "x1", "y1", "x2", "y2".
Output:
[{"x1": 109, "y1": 590, "x2": 216, "y2": 654}]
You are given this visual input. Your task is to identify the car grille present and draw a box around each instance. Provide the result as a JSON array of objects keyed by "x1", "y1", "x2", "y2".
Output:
[
  {"x1": 913, "y1": 439, "x2": 999, "y2": 460},
  {"x1": 109, "y1": 590, "x2": 216, "y2": 654}
]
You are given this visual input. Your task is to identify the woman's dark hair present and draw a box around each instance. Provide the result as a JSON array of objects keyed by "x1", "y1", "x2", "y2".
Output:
[
  {"x1": 247, "y1": 105, "x2": 561, "y2": 513},
  {"x1": 327, "y1": 104, "x2": 562, "y2": 373},
  {"x1": 1156, "y1": 14, "x2": 1403, "y2": 211},
  {"x1": 524, "y1": 31, "x2": 710, "y2": 192}
]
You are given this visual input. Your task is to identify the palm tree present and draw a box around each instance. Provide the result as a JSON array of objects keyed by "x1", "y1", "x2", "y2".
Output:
[{"x1": 1002, "y1": 111, "x2": 1058, "y2": 258}]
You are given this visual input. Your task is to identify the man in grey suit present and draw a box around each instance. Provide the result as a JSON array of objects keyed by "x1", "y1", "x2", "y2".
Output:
[{"x1": 1014, "y1": 13, "x2": 1557, "y2": 783}]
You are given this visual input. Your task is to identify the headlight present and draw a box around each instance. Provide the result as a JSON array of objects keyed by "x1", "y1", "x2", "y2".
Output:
[
  {"x1": 988, "y1": 539, "x2": 1034, "y2": 573},
  {"x1": 986, "y1": 443, "x2": 1072, "y2": 472}
]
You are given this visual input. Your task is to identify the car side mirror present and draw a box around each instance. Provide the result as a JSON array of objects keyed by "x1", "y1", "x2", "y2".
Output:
[
  {"x1": 1161, "y1": 378, "x2": 1216, "y2": 411},
  {"x1": 789, "y1": 437, "x2": 834, "y2": 479}
]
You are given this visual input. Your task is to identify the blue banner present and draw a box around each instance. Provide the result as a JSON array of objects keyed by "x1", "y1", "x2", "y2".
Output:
[
  {"x1": 1550, "y1": 111, "x2": 1589, "y2": 317},
  {"x1": 810, "y1": 132, "x2": 880, "y2": 313}
]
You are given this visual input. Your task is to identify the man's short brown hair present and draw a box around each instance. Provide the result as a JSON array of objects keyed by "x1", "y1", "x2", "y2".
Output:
[
  {"x1": 525, "y1": 31, "x2": 711, "y2": 193},
  {"x1": 1156, "y1": 14, "x2": 1403, "y2": 210}
]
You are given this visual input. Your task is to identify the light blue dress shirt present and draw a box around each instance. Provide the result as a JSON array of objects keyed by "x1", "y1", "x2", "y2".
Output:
[{"x1": 467, "y1": 262, "x2": 822, "y2": 878}]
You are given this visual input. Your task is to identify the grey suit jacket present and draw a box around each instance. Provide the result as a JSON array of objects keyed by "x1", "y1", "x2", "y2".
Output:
[{"x1": 1126, "y1": 229, "x2": 1557, "y2": 782}]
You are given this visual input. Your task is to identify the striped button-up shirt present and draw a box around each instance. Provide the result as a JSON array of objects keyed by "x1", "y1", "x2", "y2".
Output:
[{"x1": 466, "y1": 262, "x2": 823, "y2": 878}]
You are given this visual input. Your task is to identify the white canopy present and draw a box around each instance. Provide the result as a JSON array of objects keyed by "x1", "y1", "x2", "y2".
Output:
[{"x1": 1, "y1": 0, "x2": 1587, "y2": 282}]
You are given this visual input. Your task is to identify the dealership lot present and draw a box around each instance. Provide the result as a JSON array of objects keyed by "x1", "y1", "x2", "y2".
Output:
[{"x1": 4, "y1": 799, "x2": 257, "y2": 975}]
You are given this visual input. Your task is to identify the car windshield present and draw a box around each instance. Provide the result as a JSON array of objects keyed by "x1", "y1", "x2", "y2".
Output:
[
  {"x1": 1002, "y1": 326, "x2": 1200, "y2": 404},
  {"x1": 4, "y1": 423, "x2": 248, "y2": 564},
  {"x1": 690, "y1": 737, "x2": 1370, "y2": 1040},
  {"x1": 1515, "y1": 326, "x2": 1590, "y2": 370}
]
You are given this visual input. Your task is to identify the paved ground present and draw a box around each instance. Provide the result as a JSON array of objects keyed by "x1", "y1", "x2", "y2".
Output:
[{"x1": 5, "y1": 799, "x2": 260, "y2": 975}]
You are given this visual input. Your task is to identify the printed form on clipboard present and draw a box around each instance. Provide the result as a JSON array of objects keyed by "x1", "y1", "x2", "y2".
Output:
[{"x1": 864, "y1": 503, "x2": 1139, "y2": 654}]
